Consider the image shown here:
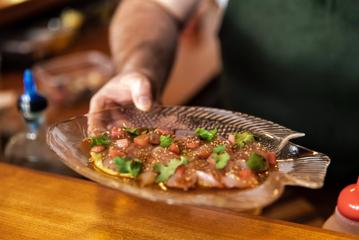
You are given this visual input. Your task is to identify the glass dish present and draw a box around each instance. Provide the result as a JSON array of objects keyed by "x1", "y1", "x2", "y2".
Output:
[{"x1": 47, "y1": 105, "x2": 330, "y2": 211}]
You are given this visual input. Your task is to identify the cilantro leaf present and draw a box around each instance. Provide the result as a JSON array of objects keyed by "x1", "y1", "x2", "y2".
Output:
[
  {"x1": 160, "y1": 135, "x2": 173, "y2": 148},
  {"x1": 246, "y1": 152, "x2": 268, "y2": 171},
  {"x1": 211, "y1": 145, "x2": 231, "y2": 169},
  {"x1": 124, "y1": 127, "x2": 139, "y2": 136},
  {"x1": 212, "y1": 152, "x2": 230, "y2": 169},
  {"x1": 114, "y1": 157, "x2": 142, "y2": 177},
  {"x1": 213, "y1": 145, "x2": 225, "y2": 154},
  {"x1": 88, "y1": 134, "x2": 111, "y2": 147},
  {"x1": 153, "y1": 156, "x2": 188, "y2": 183},
  {"x1": 235, "y1": 131, "x2": 255, "y2": 148},
  {"x1": 195, "y1": 128, "x2": 217, "y2": 141}
]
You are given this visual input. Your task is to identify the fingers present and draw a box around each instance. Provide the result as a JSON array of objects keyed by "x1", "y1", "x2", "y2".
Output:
[
  {"x1": 89, "y1": 72, "x2": 153, "y2": 114},
  {"x1": 88, "y1": 73, "x2": 153, "y2": 135},
  {"x1": 126, "y1": 73, "x2": 153, "y2": 111}
]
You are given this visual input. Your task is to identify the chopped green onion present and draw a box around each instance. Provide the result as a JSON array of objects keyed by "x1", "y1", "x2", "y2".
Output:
[
  {"x1": 114, "y1": 157, "x2": 142, "y2": 177},
  {"x1": 154, "y1": 156, "x2": 188, "y2": 183},
  {"x1": 124, "y1": 127, "x2": 140, "y2": 136},
  {"x1": 88, "y1": 134, "x2": 111, "y2": 147},
  {"x1": 246, "y1": 152, "x2": 268, "y2": 171},
  {"x1": 195, "y1": 128, "x2": 217, "y2": 141},
  {"x1": 235, "y1": 131, "x2": 255, "y2": 148},
  {"x1": 213, "y1": 145, "x2": 226, "y2": 154},
  {"x1": 160, "y1": 135, "x2": 173, "y2": 148},
  {"x1": 213, "y1": 152, "x2": 230, "y2": 169}
]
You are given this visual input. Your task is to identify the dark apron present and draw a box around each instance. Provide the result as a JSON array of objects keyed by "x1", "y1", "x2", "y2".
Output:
[{"x1": 219, "y1": 0, "x2": 359, "y2": 180}]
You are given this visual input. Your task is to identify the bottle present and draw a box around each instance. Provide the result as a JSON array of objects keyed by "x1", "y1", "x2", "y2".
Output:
[
  {"x1": 4, "y1": 69, "x2": 72, "y2": 175},
  {"x1": 323, "y1": 177, "x2": 359, "y2": 235}
]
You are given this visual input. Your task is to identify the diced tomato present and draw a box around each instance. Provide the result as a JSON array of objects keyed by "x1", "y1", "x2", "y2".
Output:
[
  {"x1": 239, "y1": 168, "x2": 254, "y2": 179},
  {"x1": 115, "y1": 139, "x2": 130, "y2": 149},
  {"x1": 110, "y1": 127, "x2": 128, "y2": 139},
  {"x1": 168, "y1": 143, "x2": 180, "y2": 155},
  {"x1": 81, "y1": 139, "x2": 92, "y2": 152},
  {"x1": 255, "y1": 149, "x2": 277, "y2": 166},
  {"x1": 108, "y1": 146, "x2": 125, "y2": 158},
  {"x1": 196, "y1": 145, "x2": 212, "y2": 159},
  {"x1": 134, "y1": 134, "x2": 150, "y2": 147},
  {"x1": 90, "y1": 145, "x2": 105, "y2": 153},
  {"x1": 149, "y1": 132, "x2": 160, "y2": 145},
  {"x1": 186, "y1": 139, "x2": 200, "y2": 149},
  {"x1": 237, "y1": 169, "x2": 259, "y2": 187},
  {"x1": 175, "y1": 165, "x2": 186, "y2": 176},
  {"x1": 265, "y1": 152, "x2": 277, "y2": 166},
  {"x1": 197, "y1": 151, "x2": 211, "y2": 159},
  {"x1": 228, "y1": 134, "x2": 236, "y2": 144}
]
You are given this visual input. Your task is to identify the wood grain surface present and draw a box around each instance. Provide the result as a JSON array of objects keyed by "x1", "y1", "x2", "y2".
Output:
[{"x1": 0, "y1": 163, "x2": 356, "y2": 240}]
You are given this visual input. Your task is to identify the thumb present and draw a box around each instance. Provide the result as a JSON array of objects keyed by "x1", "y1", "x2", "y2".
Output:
[{"x1": 125, "y1": 73, "x2": 153, "y2": 111}]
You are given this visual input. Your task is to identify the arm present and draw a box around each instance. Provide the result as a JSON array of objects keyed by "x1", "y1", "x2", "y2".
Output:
[{"x1": 89, "y1": 0, "x2": 199, "y2": 113}]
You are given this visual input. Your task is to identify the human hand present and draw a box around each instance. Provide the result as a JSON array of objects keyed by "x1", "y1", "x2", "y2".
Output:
[{"x1": 89, "y1": 72, "x2": 153, "y2": 114}]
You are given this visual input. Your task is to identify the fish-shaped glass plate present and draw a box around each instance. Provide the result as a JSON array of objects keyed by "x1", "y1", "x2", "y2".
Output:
[{"x1": 47, "y1": 105, "x2": 330, "y2": 211}]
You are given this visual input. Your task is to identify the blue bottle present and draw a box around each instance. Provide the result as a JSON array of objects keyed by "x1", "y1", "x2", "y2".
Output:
[{"x1": 17, "y1": 69, "x2": 48, "y2": 135}]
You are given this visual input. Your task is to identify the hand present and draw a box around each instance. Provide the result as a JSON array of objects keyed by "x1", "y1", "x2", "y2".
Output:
[{"x1": 89, "y1": 72, "x2": 153, "y2": 114}]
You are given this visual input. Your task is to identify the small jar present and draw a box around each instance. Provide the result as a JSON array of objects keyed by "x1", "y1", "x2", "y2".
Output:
[{"x1": 323, "y1": 177, "x2": 359, "y2": 236}]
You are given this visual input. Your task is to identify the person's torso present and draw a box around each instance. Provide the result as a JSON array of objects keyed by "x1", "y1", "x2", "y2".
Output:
[{"x1": 219, "y1": 0, "x2": 359, "y2": 179}]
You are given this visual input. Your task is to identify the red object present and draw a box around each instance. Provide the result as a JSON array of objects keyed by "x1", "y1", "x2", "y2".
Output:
[
  {"x1": 239, "y1": 169, "x2": 254, "y2": 179},
  {"x1": 108, "y1": 147, "x2": 125, "y2": 158},
  {"x1": 90, "y1": 145, "x2": 105, "y2": 153},
  {"x1": 168, "y1": 143, "x2": 180, "y2": 155},
  {"x1": 337, "y1": 177, "x2": 359, "y2": 221},
  {"x1": 186, "y1": 140, "x2": 200, "y2": 149},
  {"x1": 134, "y1": 134, "x2": 150, "y2": 147},
  {"x1": 265, "y1": 152, "x2": 277, "y2": 166},
  {"x1": 111, "y1": 127, "x2": 128, "y2": 139}
]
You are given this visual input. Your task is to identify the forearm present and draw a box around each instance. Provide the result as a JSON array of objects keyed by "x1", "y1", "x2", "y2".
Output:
[{"x1": 109, "y1": 0, "x2": 198, "y2": 99}]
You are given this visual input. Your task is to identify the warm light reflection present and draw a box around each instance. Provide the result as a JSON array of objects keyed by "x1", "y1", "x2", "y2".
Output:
[
  {"x1": 349, "y1": 204, "x2": 359, "y2": 211},
  {"x1": 0, "y1": 0, "x2": 29, "y2": 9}
]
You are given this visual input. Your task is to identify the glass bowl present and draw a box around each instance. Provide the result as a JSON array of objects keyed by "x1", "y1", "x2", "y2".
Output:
[{"x1": 47, "y1": 105, "x2": 330, "y2": 211}]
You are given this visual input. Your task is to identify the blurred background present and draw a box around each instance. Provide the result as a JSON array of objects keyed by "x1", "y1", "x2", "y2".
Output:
[
  {"x1": 0, "y1": 0, "x2": 222, "y2": 152},
  {"x1": 0, "y1": 0, "x2": 345, "y2": 229}
]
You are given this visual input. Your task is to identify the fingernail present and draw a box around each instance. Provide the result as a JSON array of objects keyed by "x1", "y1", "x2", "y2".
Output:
[{"x1": 137, "y1": 96, "x2": 151, "y2": 111}]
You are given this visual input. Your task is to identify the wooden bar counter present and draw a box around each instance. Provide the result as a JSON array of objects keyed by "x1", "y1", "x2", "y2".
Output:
[{"x1": 0, "y1": 162, "x2": 355, "y2": 240}]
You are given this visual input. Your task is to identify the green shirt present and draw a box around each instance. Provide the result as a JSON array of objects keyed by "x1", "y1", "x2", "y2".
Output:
[{"x1": 219, "y1": 0, "x2": 359, "y2": 179}]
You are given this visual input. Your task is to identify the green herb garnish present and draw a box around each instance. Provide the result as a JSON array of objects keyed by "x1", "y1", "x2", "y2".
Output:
[
  {"x1": 213, "y1": 145, "x2": 226, "y2": 154},
  {"x1": 246, "y1": 152, "x2": 268, "y2": 171},
  {"x1": 195, "y1": 128, "x2": 217, "y2": 141},
  {"x1": 211, "y1": 145, "x2": 230, "y2": 169},
  {"x1": 88, "y1": 134, "x2": 111, "y2": 147},
  {"x1": 124, "y1": 127, "x2": 140, "y2": 136},
  {"x1": 114, "y1": 157, "x2": 142, "y2": 177},
  {"x1": 235, "y1": 131, "x2": 255, "y2": 148},
  {"x1": 153, "y1": 156, "x2": 188, "y2": 183},
  {"x1": 212, "y1": 152, "x2": 230, "y2": 169},
  {"x1": 160, "y1": 135, "x2": 173, "y2": 148}
]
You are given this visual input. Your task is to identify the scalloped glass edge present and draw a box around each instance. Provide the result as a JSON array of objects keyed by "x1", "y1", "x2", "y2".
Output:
[{"x1": 47, "y1": 105, "x2": 330, "y2": 211}]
